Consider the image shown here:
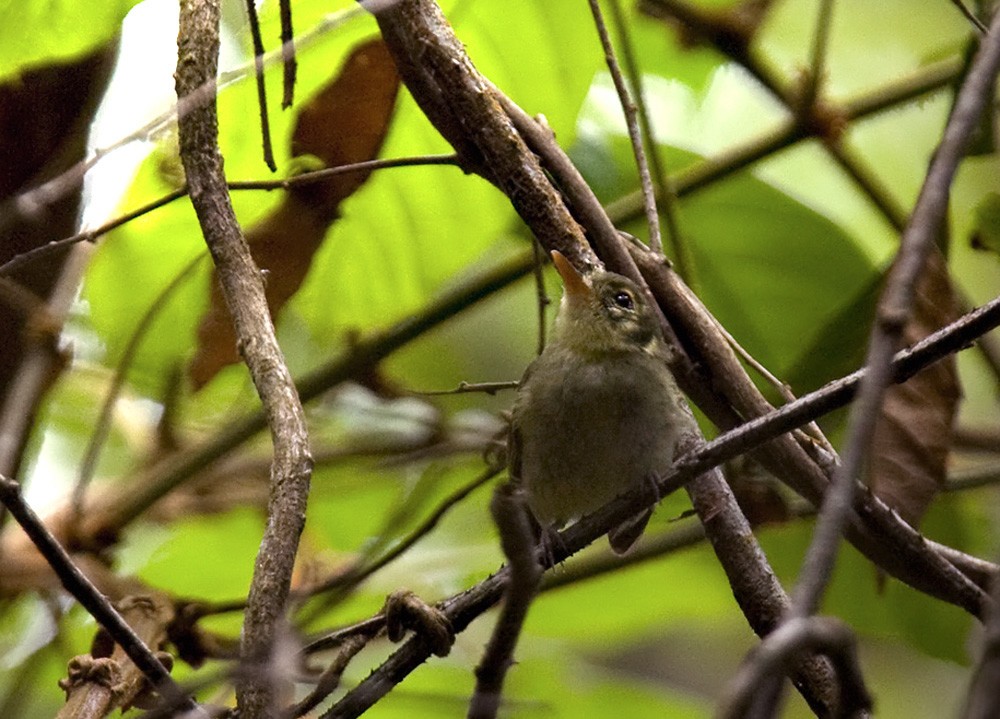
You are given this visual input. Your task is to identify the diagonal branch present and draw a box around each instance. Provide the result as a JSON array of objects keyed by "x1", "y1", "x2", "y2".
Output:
[
  {"x1": 0, "y1": 476, "x2": 196, "y2": 714},
  {"x1": 790, "y1": 7, "x2": 1000, "y2": 622}
]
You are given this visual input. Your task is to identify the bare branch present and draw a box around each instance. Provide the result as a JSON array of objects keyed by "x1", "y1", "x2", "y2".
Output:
[
  {"x1": 242, "y1": 0, "x2": 277, "y2": 171},
  {"x1": 718, "y1": 616, "x2": 872, "y2": 719},
  {"x1": 279, "y1": 0, "x2": 298, "y2": 107},
  {"x1": 0, "y1": 475, "x2": 196, "y2": 714},
  {"x1": 468, "y1": 484, "x2": 541, "y2": 719},
  {"x1": 0, "y1": 154, "x2": 459, "y2": 279},
  {"x1": 174, "y1": 1, "x2": 313, "y2": 716},
  {"x1": 790, "y1": 6, "x2": 1000, "y2": 622}
]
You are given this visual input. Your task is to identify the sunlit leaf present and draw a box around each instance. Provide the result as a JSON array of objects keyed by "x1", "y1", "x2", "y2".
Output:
[{"x1": 0, "y1": 0, "x2": 139, "y2": 81}]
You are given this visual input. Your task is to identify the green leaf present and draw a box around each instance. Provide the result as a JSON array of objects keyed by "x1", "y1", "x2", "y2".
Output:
[
  {"x1": 133, "y1": 508, "x2": 262, "y2": 599},
  {"x1": 0, "y1": 0, "x2": 139, "y2": 81}
]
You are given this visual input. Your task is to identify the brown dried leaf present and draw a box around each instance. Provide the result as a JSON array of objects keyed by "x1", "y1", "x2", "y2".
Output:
[
  {"x1": 0, "y1": 44, "x2": 117, "y2": 473},
  {"x1": 289, "y1": 37, "x2": 400, "y2": 219},
  {"x1": 188, "y1": 38, "x2": 400, "y2": 388},
  {"x1": 868, "y1": 249, "x2": 961, "y2": 527}
]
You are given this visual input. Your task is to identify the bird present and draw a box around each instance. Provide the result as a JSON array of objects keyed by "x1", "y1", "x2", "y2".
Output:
[{"x1": 508, "y1": 250, "x2": 688, "y2": 554}]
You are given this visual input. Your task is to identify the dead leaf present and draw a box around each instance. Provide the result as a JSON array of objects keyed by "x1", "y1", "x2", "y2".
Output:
[
  {"x1": 0, "y1": 44, "x2": 117, "y2": 474},
  {"x1": 188, "y1": 38, "x2": 400, "y2": 388},
  {"x1": 868, "y1": 248, "x2": 961, "y2": 528}
]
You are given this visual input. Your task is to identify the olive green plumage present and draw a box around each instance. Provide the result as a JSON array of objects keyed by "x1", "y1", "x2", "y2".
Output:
[{"x1": 509, "y1": 252, "x2": 687, "y2": 553}]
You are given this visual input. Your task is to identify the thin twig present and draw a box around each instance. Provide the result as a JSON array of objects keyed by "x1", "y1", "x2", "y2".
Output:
[
  {"x1": 826, "y1": 141, "x2": 908, "y2": 231},
  {"x1": 587, "y1": 0, "x2": 663, "y2": 254},
  {"x1": 303, "y1": 617, "x2": 385, "y2": 657},
  {"x1": 243, "y1": 0, "x2": 277, "y2": 171},
  {"x1": 227, "y1": 153, "x2": 459, "y2": 190},
  {"x1": 698, "y1": 286, "x2": 834, "y2": 453},
  {"x1": 289, "y1": 637, "x2": 366, "y2": 718},
  {"x1": 413, "y1": 380, "x2": 519, "y2": 396},
  {"x1": 468, "y1": 484, "x2": 542, "y2": 719},
  {"x1": 950, "y1": 0, "x2": 988, "y2": 34},
  {"x1": 0, "y1": 154, "x2": 459, "y2": 279},
  {"x1": 280, "y1": 0, "x2": 298, "y2": 108},
  {"x1": 606, "y1": 0, "x2": 690, "y2": 278},
  {"x1": 0, "y1": 189, "x2": 187, "y2": 278},
  {"x1": 798, "y1": 0, "x2": 836, "y2": 115},
  {"x1": 603, "y1": 37, "x2": 961, "y2": 217},
  {"x1": 0, "y1": 475, "x2": 197, "y2": 714}
]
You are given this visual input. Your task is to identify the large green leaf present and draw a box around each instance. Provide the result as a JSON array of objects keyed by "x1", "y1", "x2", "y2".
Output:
[{"x1": 87, "y1": 0, "x2": 602, "y2": 398}]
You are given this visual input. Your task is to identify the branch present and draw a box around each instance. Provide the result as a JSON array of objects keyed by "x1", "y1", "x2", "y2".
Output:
[
  {"x1": 366, "y1": 0, "x2": 595, "y2": 269},
  {"x1": 684, "y1": 463, "x2": 841, "y2": 714},
  {"x1": 0, "y1": 476, "x2": 196, "y2": 714},
  {"x1": 174, "y1": 2, "x2": 313, "y2": 717},
  {"x1": 0, "y1": 154, "x2": 459, "y2": 279},
  {"x1": 587, "y1": 0, "x2": 664, "y2": 255},
  {"x1": 468, "y1": 484, "x2": 541, "y2": 719},
  {"x1": 789, "y1": 6, "x2": 1000, "y2": 621},
  {"x1": 718, "y1": 616, "x2": 872, "y2": 719},
  {"x1": 242, "y1": 0, "x2": 277, "y2": 171}
]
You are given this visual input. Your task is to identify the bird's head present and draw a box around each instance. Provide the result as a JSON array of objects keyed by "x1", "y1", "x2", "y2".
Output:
[{"x1": 550, "y1": 250, "x2": 659, "y2": 357}]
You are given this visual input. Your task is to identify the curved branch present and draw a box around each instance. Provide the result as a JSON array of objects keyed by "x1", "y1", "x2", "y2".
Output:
[{"x1": 174, "y1": 1, "x2": 313, "y2": 716}]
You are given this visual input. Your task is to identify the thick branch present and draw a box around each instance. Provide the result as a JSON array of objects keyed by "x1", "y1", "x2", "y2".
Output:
[
  {"x1": 174, "y1": 1, "x2": 313, "y2": 716},
  {"x1": 366, "y1": 0, "x2": 594, "y2": 269}
]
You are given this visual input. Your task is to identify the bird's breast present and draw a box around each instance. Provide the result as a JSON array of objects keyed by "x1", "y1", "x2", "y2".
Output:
[{"x1": 514, "y1": 349, "x2": 679, "y2": 525}]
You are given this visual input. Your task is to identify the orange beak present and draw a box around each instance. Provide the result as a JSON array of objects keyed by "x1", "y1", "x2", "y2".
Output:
[{"x1": 551, "y1": 250, "x2": 590, "y2": 299}]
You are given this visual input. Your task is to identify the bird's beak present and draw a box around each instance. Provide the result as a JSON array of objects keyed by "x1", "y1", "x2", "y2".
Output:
[{"x1": 551, "y1": 250, "x2": 591, "y2": 300}]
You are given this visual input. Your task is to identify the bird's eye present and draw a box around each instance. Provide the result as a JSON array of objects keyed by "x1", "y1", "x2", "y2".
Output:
[{"x1": 612, "y1": 291, "x2": 634, "y2": 310}]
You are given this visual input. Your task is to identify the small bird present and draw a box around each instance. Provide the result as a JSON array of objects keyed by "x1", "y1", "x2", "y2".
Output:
[{"x1": 508, "y1": 250, "x2": 687, "y2": 554}]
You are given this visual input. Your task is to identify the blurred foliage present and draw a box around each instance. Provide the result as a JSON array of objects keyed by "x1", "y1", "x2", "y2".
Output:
[{"x1": 3, "y1": 0, "x2": 1000, "y2": 717}]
